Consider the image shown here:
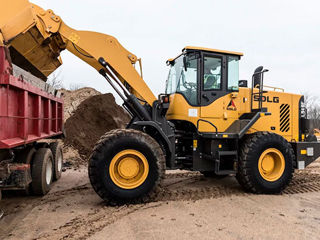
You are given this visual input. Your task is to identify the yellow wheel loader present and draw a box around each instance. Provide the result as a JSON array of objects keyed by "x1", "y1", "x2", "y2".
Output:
[{"x1": 1, "y1": 0, "x2": 319, "y2": 204}]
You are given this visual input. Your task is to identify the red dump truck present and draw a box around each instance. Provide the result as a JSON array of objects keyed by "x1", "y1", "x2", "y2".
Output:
[{"x1": 0, "y1": 47, "x2": 64, "y2": 200}]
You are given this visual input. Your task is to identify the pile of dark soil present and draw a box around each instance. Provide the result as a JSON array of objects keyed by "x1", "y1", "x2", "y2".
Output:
[
  {"x1": 61, "y1": 87, "x2": 101, "y2": 121},
  {"x1": 64, "y1": 93, "x2": 130, "y2": 158}
]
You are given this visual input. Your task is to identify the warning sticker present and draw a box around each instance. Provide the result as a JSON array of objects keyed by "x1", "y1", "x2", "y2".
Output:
[
  {"x1": 188, "y1": 109, "x2": 198, "y2": 117},
  {"x1": 227, "y1": 100, "x2": 237, "y2": 111}
]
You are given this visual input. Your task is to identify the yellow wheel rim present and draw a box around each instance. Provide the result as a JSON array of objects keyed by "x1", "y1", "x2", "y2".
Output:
[
  {"x1": 109, "y1": 149, "x2": 149, "y2": 189},
  {"x1": 258, "y1": 148, "x2": 285, "y2": 182}
]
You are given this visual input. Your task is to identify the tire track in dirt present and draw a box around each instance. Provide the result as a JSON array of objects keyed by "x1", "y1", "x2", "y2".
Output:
[
  {"x1": 162, "y1": 171, "x2": 320, "y2": 201},
  {"x1": 36, "y1": 203, "x2": 163, "y2": 240},
  {"x1": 283, "y1": 171, "x2": 320, "y2": 195},
  {"x1": 40, "y1": 171, "x2": 320, "y2": 206},
  {"x1": 40, "y1": 170, "x2": 320, "y2": 206},
  {"x1": 32, "y1": 170, "x2": 320, "y2": 240},
  {"x1": 38, "y1": 184, "x2": 92, "y2": 205},
  {"x1": 165, "y1": 172, "x2": 201, "y2": 179},
  {"x1": 161, "y1": 172, "x2": 244, "y2": 201}
]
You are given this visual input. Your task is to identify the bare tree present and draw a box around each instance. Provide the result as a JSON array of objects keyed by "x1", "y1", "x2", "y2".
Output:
[
  {"x1": 48, "y1": 70, "x2": 85, "y2": 91},
  {"x1": 303, "y1": 92, "x2": 320, "y2": 129},
  {"x1": 68, "y1": 83, "x2": 84, "y2": 91},
  {"x1": 47, "y1": 70, "x2": 64, "y2": 89}
]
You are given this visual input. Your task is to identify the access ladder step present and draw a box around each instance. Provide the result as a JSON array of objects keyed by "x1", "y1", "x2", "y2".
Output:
[{"x1": 214, "y1": 151, "x2": 237, "y2": 175}]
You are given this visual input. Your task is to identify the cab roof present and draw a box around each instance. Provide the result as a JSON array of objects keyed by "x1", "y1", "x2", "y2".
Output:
[
  {"x1": 184, "y1": 46, "x2": 243, "y2": 56},
  {"x1": 167, "y1": 46, "x2": 243, "y2": 64}
]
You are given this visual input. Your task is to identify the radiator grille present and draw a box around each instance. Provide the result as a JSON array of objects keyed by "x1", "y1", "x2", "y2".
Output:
[{"x1": 280, "y1": 104, "x2": 290, "y2": 132}]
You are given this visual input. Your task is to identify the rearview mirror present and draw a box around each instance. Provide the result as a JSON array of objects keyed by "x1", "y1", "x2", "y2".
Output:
[
  {"x1": 253, "y1": 66, "x2": 263, "y2": 88},
  {"x1": 239, "y1": 80, "x2": 248, "y2": 87}
]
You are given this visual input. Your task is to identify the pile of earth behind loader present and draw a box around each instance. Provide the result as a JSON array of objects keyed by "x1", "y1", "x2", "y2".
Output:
[{"x1": 61, "y1": 88, "x2": 130, "y2": 164}]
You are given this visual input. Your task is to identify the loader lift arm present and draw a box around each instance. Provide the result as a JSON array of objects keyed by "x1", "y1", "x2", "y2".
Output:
[
  {"x1": 0, "y1": 0, "x2": 175, "y2": 168},
  {"x1": 0, "y1": 1, "x2": 156, "y2": 107}
]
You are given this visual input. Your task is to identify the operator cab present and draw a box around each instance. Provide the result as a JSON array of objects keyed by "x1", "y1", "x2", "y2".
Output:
[{"x1": 165, "y1": 46, "x2": 243, "y2": 107}]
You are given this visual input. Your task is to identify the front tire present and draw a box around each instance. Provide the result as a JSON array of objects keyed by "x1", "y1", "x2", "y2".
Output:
[
  {"x1": 236, "y1": 132, "x2": 294, "y2": 194},
  {"x1": 88, "y1": 129, "x2": 165, "y2": 205}
]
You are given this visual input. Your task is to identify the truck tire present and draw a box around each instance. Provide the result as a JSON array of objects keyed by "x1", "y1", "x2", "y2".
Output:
[
  {"x1": 236, "y1": 132, "x2": 294, "y2": 194},
  {"x1": 89, "y1": 129, "x2": 165, "y2": 205},
  {"x1": 31, "y1": 148, "x2": 54, "y2": 195},
  {"x1": 49, "y1": 142, "x2": 63, "y2": 181}
]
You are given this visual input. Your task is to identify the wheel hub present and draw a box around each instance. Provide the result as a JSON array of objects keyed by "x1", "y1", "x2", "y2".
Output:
[
  {"x1": 258, "y1": 148, "x2": 285, "y2": 182},
  {"x1": 46, "y1": 158, "x2": 53, "y2": 185},
  {"x1": 118, "y1": 157, "x2": 140, "y2": 179},
  {"x1": 109, "y1": 149, "x2": 149, "y2": 189},
  {"x1": 261, "y1": 155, "x2": 275, "y2": 173},
  {"x1": 57, "y1": 155, "x2": 63, "y2": 172}
]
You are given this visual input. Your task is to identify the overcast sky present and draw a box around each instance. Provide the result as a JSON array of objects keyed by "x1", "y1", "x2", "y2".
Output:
[{"x1": 32, "y1": 0, "x2": 320, "y2": 102}]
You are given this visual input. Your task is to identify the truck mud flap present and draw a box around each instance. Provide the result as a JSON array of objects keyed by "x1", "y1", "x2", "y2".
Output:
[{"x1": 291, "y1": 142, "x2": 320, "y2": 169}]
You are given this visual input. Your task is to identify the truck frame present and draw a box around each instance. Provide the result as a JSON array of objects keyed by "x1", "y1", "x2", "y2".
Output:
[{"x1": 0, "y1": 47, "x2": 64, "y2": 197}]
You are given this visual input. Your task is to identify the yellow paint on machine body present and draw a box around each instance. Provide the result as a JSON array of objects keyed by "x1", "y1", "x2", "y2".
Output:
[{"x1": 166, "y1": 87, "x2": 302, "y2": 142}]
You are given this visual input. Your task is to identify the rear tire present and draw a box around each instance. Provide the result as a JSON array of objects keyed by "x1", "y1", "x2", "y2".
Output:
[
  {"x1": 49, "y1": 142, "x2": 63, "y2": 181},
  {"x1": 89, "y1": 129, "x2": 165, "y2": 205},
  {"x1": 31, "y1": 148, "x2": 54, "y2": 195},
  {"x1": 236, "y1": 132, "x2": 294, "y2": 194}
]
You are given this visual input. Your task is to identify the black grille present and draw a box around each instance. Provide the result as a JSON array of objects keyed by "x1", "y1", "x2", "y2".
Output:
[{"x1": 280, "y1": 104, "x2": 290, "y2": 132}]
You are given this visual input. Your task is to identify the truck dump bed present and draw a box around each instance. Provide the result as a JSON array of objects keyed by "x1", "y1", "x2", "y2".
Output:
[{"x1": 0, "y1": 47, "x2": 63, "y2": 149}]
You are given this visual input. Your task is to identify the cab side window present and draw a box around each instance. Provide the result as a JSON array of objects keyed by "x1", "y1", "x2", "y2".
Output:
[
  {"x1": 203, "y1": 56, "x2": 222, "y2": 90},
  {"x1": 227, "y1": 56, "x2": 239, "y2": 91}
]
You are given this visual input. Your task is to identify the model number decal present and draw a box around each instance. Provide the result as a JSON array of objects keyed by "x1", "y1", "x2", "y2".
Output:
[{"x1": 254, "y1": 95, "x2": 279, "y2": 103}]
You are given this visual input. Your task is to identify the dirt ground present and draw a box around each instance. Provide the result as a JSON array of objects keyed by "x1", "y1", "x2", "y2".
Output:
[{"x1": 1, "y1": 159, "x2": 320, "y2": 240}]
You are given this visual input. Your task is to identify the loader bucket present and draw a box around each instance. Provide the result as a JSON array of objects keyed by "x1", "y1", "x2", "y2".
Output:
[
  {"x1": 0, "y1": 0, "x2": 35, "y2": 45},
  {"x1": 0, "y1": 0, "x2": 62, "y2": 80}
]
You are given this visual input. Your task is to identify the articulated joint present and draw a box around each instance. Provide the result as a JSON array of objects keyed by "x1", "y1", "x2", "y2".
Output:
[
  {"x1": 128, "y1": 54, "x2": 137, "y2": 64},
  {"x1": 34, "y1": 6, "x2": 62, "y2": 34}
]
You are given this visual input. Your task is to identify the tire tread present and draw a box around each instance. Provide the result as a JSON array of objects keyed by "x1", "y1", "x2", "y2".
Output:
[
  {"x1": 88, "y1": 129, "x2": 165, "y2": 205},
  {"x1": 236, "y1": 132, "x2": 294, "y2": 194}
]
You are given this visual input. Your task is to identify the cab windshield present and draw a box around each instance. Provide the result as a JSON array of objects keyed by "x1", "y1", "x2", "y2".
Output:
[{"x1": 165, "y1": 55, "x2": 198, "y2": 105}]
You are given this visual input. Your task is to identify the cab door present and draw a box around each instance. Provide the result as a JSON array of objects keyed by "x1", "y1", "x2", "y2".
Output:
[
  {"x1": 199, "y1": 53, "x2": 241, "y2": 132},
  {"x1": 200, "y1": 53, "x2": 228, "y2": 118}
]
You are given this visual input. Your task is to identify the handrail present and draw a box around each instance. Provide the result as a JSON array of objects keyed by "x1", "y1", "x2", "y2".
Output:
[
  {"x1": 239, "y1": 112, "x2": 271, "y2": 139},
  {"x1": 263, "y1": 85, "x2": 284, "y2": 92},
  {"x1": 251, "y1": 69, "x2": 269, "y2": 112},
  {"x1": 196, "y1": 119, "x2": 218, "y2": 134}
]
